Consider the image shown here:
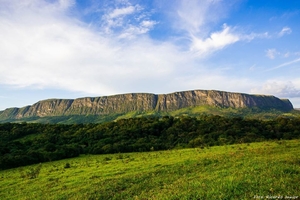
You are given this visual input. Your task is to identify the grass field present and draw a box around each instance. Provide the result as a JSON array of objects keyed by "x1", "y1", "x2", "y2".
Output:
[{"x1": 0, "y1": 140, "x2": 299, "y2": 199}]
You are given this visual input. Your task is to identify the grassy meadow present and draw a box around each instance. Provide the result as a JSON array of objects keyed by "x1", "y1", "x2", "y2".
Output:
[{"x1": 0, "y1": 140, "x2": 299, "y2": 199}]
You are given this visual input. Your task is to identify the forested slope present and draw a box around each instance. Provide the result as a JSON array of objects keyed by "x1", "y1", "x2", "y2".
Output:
[{"x1": 1, "y1": 115, "x2": 300, "y2": 169}]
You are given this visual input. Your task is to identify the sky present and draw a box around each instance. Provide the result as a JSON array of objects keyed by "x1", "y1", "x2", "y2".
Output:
[{"x1": 1, "y1": 0, "x2": 300, "y2": 110}]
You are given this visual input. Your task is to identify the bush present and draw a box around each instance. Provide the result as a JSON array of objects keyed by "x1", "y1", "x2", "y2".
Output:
[
  {"x1": 19, "y1": 163, "x2": 42, "y2": 179},
  {"x1": 64, "y1": 162, "x2": 71, "y2": 168},
  {"x1": 103, "y1": 157, "x2": 112, "y2": 161}
]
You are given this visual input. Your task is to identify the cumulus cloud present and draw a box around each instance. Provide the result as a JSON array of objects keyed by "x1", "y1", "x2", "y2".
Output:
[
  {"x1": 0, "y1": 0, "x2": 191, "y2": 95},
  {"x1": 168, "y1": 0, "x2": 263, "y2": 57},
  {"x1": 169, "y1": 1, "x2": 293, "y2": 58},
  {"x1": 251, "y1": 81, "x2": 300, "y2": 98},
  {"x1": 171, "y1": 0, "x2": 240, "y2": 55},
  {"x1": 1, "y1": 0, "x2": 294, "y2": 107}
]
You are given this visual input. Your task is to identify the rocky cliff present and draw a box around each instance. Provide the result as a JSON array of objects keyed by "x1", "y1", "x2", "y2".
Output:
[{"x1": 0, "y1": 90, "x2": 294, "y2": 121}]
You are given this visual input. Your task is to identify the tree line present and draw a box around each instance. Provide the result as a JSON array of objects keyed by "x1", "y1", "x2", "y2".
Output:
[{"x1": 1, "y1": 115, "x2": 300, "y2": 169}]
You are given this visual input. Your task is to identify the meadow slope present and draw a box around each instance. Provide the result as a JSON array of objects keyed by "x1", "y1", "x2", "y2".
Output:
[{"x1": 0, "y1": 140, "x2": 299, "y2": 199}]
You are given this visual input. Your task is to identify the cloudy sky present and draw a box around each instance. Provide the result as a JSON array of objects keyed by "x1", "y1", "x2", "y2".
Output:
[{"x1": 1, "y1": 0, "x2": 300, "y2": 110}]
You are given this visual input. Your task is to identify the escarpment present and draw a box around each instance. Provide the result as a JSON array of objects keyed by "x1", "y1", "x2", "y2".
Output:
[
  {"x1": 155, "y1": 90, "x2": 293, "y2": 111},
  {"x1": 0, "y1": 90, "x2": 294, "y2": 121}
]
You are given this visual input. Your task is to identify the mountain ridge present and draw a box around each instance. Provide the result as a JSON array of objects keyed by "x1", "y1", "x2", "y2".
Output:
[{"x1": 0, "y1": 89, "x2": 294, "y2": 123}]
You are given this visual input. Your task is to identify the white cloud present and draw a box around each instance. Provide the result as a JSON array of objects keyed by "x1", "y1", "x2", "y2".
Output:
[
  {"x1": 99, "y1": 1, "x2": 156, "y2": 39},
  {"x1": 0, "y1": 0, "x2": 257, "y2": 101},
  {"x1": 167, "y1": 0, "x2": 260, "y2": 57},
  {"x1": 0, "y1": 0, "x2": 75, "y2": 15},
  {"x1": 117, "y1": 20, "x2": 157, "y2": 39},
  {"x1": 265, "y1": 49, "x2": 278, "y2": 59},
  {"x1": 173, "y1": 0, "x2": 229, "y2": 35},
  {"x1": 2, "y1": 0, "x2": 297, "y2": 110},
  {"x1": 103, "y1": 5, "x2": 139, "y2": 29},
  {"x1": 169, "y1": 0, "x2": 237, "y2": 55},
  {"x1": 109, "y1": 5, "x2": 136, "y2": 19},
  {"x1": 141, "y1": 20, "x2": 157, "y2": 28},
  {"x1": 267, "y1": 57, "x2": 300, "y2": 71},
  {"x1": 249, "y1": 64, "x2": 256, "y2": 71},
  {"x1": 284, "y1": 52, "x2": 290, "y2": 58},
  {"x1": 175, "y1": 1, "x2": 210, "y2": 34},
  {"x1": 242, "y1": 32, "x2": 270, "y2": 41},
  {"x1": 251, "y1": 81, "x2": 300, "y2": 98},
  {"x1": 0, "y1": 0, "x2": 190, "y2": 95},
  {"x1": 169, "y1": 1, "x2": 294, "y2": 58},
  {"x1": 190, "y1": 24, "x2": 240, "y2": 56},
  {"x1": 278, "y1": 26, "x2": 292, "y2": 37},
  {"x1": 182, "y1": 73, "x2": 253, "y2": 94}
]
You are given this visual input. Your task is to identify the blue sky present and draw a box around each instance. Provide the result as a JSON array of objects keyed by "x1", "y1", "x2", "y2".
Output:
[{"x1": 1, "y1": 0, "x2": 300, "y2": 110}]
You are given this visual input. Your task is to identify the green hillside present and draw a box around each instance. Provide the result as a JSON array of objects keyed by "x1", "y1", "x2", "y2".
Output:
[
  {"x1": 1, "y1": 115, "x2": 300, "y2": 170},
  {"x1": 1, "y1": 140, "x2": 299, "y2": 199},
  {"x1": 1, "y1": 105, "x2": 300, "y2": 124}
]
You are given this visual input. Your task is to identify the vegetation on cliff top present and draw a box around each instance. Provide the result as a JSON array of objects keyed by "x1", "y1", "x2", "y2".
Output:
[{"x1": 1, "y1": 105, "x2": 300, "y2": 124}]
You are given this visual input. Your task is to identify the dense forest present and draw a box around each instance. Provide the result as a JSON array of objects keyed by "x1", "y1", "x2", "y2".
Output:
[{"x1": 1, "y1": 115, "x2": 300, "y2": 169}]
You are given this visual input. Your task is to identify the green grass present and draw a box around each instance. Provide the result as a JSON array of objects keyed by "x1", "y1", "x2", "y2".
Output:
[
  {"x1": 169, "y1": 106, "x2": 300, "y2": 119},
  {"x1": 1, "y1": 140, "x2": 299, "y2": 199}
]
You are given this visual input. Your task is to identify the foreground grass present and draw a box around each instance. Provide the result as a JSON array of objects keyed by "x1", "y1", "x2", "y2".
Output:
[{"x1": 0, "y1": 140, "x2": 299, "y2": 199}]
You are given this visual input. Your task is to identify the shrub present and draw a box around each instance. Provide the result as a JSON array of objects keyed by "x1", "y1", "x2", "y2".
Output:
[
  {"x1": 64, "y1": 162, "x2": 71, "y2": 168},
  {"x1": 103, "y1": 157, "x2": 112, "y2": 161},
  {"x1": 19, "y1": 163, "x2": 42, "y2": 179},
  {"x1": 116, "y1": 154, "x2": 123, "y2": 159}
]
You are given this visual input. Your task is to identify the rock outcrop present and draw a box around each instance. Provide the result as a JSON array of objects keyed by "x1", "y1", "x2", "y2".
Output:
[{"x1": 0, "y1": 90, "x2": 294, "y2": 121}]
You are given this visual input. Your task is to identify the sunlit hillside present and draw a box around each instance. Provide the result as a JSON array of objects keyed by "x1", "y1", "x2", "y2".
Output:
[{"x1": 0, "y1": 140, "x2": 299, "y2": 199}]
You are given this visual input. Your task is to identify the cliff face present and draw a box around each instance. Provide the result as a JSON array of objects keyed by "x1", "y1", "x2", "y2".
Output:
[
  {"x1": 0, "y1": 90, "x2": 294, "y2": 120},
  {"x1": 155, "y1": 90, "x2": 293, "y2": 111}
]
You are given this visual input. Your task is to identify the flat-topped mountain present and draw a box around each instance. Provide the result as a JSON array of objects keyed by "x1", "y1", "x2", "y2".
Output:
[{"x1": 0, "y1": 89, "x2": 294, "y2": 123}]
